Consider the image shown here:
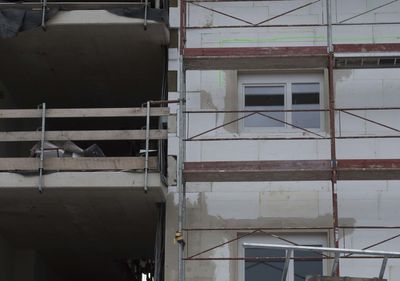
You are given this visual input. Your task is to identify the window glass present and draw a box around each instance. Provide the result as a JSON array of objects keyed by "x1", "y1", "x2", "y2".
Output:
[
  {"x1": 244, "y1": 85, "x2": 285, "y2": 128},
  {"x1": 240, "y1": 233, "x2": 326, "y2": 281},
  {"x1": 292, "y1": 83, "x2": 320, "y2": 129},
  {"x1": 294, "y1": 246, "x2": 323, "y2": 281},
  {"x1": 245, "y1": 248, "x2": 285, "y2": 281}
]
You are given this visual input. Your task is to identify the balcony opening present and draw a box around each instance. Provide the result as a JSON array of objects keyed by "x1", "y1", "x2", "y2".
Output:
[
  {"x1": 0, "y1": 10, "x2": 170, "y2": 158},
  {"x1": 0, "y1": 7, "x2": 169, "y2": 281}
]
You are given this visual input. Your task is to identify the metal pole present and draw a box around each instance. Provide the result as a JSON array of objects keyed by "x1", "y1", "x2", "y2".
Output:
[
  {"x1": 242, "y1": 243, "x2": 400, "y2": 257},
  {"x1": 38, "y1": 103, "x2": 46, "y2": 193},
  {"x1": 180, "y1": 0, "x2": 187, "y2": 55},
  {"x1": 144, "y1": 0, "x2": 149, "y2": 29},
  {"x1": 144, "y1": 101, "x2": 151, "y2": 193},
  {"x1": 177, "y1": 55, "x2": 187, "y2": 281},
  {"x1": 327, "y1": 0, "x2": 338, "y2": 270},
  {"x1": 331, "y1": 252, "x2": 340, "y2": 276},
  {"x1": 41, "y1": 0, "x2": 47, "y2": 29},
  {"x1": 281, "y1": 250, "x2": 293, "y2": 281},
  {"x1": 326, "y1": 0, "x2": 333, "y2": 52},
  {"x1": 328, "y1": 45, "x2": 339, "y2": 275},
  {"x1": 177, "y1": 1, "x2": 187, "y2": 280},
  {"x1": 379, "y1": 256, "x2": 388, "y2": 279}
]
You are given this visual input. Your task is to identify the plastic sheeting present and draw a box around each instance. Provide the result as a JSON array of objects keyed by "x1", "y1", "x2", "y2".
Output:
[
  {"x1": 0, "y1": 3, "x2": 168, "y2": 39},
  {"x1": 109, "y1": 7, "x2": 168, "y2": 23},
  {"x1": 0, "y1": 6, "x2": 57, "y2": 38}
]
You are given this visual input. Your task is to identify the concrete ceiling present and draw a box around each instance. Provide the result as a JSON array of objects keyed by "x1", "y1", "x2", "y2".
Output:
[
  {"x1": 0, "y1": 186, "x2": 164, "y2": 280},
  {"x1": 0, "y1": 11, "x2": 169, "y2": 108}
]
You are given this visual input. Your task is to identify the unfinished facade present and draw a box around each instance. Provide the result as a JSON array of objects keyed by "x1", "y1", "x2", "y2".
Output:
[
  {"x1": 166, "y1": 1, "x2": 400, "y2": 281},
  {"x1": 1, "y1": 0, "x2": 400, "y2": 280}
]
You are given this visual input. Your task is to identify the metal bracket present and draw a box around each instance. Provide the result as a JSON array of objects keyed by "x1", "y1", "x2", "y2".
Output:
[
  {"x1": 38, "y1": 103, "x2": 46, "y2": 193},
  {"x1": 144, "y1": 101, "x2": 150, "y2": 193},
  {"x1": 280, "y1": 249, "x2": 293, "y2": 281},
  {"x1": 331, "y1": 252, "x2": 340, "y2": 276},
  {"x1": 379, "y1": 256, "x2": 388, "y2": 279}
]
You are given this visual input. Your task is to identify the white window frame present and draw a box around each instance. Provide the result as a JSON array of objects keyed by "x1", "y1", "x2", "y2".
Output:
[
  {"x1": 238, "y1": 73, "x2": 325, "y2": 134},
  {"x1": 238, "y1": 233, "x2": 328, "y2": 281}
]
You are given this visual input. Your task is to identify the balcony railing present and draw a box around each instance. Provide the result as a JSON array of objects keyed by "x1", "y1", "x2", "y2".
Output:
[{"x1": 0, "y1": 105, "x2": 169, "y2": 173}]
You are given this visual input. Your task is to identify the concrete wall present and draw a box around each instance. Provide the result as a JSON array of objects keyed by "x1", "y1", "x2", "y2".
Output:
[
  {"x1": 165, "y1": 181, "x2": 400, "y2": 281},
  {"x1": 185, "y1": 0, "x2": 400, "y2": 48},
  {"x1": 167, "y1": 2, "x2": 400, "y2": 281},
  {"x1": 177, "y1": 69, "x2": 400, "y2": 161},
  {"x1": 164, "y1": 72, "x2": 400, "y2": 276}
]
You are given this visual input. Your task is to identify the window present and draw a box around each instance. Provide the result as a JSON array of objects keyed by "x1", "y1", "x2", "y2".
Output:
[
  {"x1": 291, "y1": 83, "x2": 320, "y2": 129},
  {"x1": 239, "y1": 233, "x2": 326, "y2": 281},
  {"x1": 244, "y1": 85, "x2": 285, "y2": 128},
  {"x1": 240, "y1": 73, "x2": 324, "y2": 131}
]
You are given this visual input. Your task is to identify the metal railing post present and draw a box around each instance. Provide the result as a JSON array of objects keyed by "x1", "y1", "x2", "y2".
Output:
[
  {"x1": 379, "y1": 256, "x2": 388, "y2": 279},
  {"x1": 144, "y1": 101, "x2": 151, "y2": 193},
  {"x1": 281, "y1": 249, "x2": 293, "y2": 281},
  {"x1": 331, "y1": 252, "x2": 340, "y2": 276},
  {"x1": 38, "y1": 102, "x2": 46, "y2": 193},
  {"x1": 144, "y1": 0, "x2": 149, "y2": 29},
  {"x1": 41, "y1": 0, "x2": 47, "y2": 29}
]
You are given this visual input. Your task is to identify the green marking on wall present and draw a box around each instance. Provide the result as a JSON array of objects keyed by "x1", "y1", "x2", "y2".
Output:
[
  {"x1": 216, "y1": 35, "x2": 400, "y2": 45},
  {"x1": 219, "y1": 35, "x2": 325, "y2": 44},
  {"x1": 218, "y1": 71, "x2": 225, "y2": 88}
]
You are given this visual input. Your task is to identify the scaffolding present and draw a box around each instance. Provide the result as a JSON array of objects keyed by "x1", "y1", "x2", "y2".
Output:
[{"x1": 176, "y1": 0, "x2": 400, "y2": 280}]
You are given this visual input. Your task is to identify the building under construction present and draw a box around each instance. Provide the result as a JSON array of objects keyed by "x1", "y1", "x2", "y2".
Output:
[{"x1": 1, "y1": 0, "x2": 400, "y2": 280}]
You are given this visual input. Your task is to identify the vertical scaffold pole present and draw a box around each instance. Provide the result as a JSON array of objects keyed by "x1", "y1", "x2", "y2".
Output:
[
  {"x1": 177, "y1": 1, "x2": 187, "y2": 281},
  {"x1": 177, "y1": 56, "x2": 187, "y2": 281},
  {"x1": 326, "y1": 0, "x2": 333, "y2": 53},
  {"x1": 327, "y1": 0, "x2": 339, "y2": 276}
]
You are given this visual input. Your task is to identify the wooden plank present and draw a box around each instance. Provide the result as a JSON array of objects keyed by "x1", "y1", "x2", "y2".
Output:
[
  {"x1": 184, "y1": 160, "x2": 332, "y2": 182},
  {"x1": 0, "y1": 172, "x2": 163, "y2": 189},
  {"x1": 0, "y1": 129, "x2": 167, "y2": 141},
  {"x1": 184, "y1": 159, "x2": 400, "y2": 182},
  {"x1": 337, "y1": 159, "x2": 400, "y2": 180},
  {"x1": 308, "y1": 276, "x2": 386, "y2": 281},
  {"x1": 0, "y1": 157, "x2": 158, "y2": 171},
  {"x1": 184, "y1": 56, "x2": 328, "y2": 70},
  {"x1": 184, "y1": 47, "x2": 328, "y2": 70},
  {"x1": 334, "y1": 43, "x2": 400, "y2": 53},
  {"x1": 0, "y1": 2, "x2": 146, "y2": 10},
  {"x1": 184, "y1": 170, "x2": 332, "y2": 182},
  {"x1": 184, "y1": 46, "x2": 328, "y2": 57},
  {"x1": 0, "y1": 107, "x2": 169, "y2": 119}
]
